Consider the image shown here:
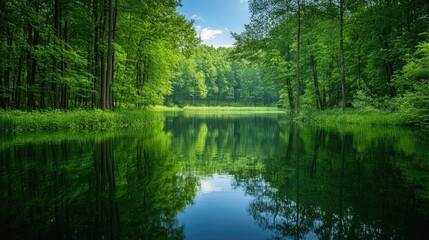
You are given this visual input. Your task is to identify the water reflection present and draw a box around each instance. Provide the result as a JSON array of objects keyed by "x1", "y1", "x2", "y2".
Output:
[
  {"x1": 235, "y1": 124, "x2": 428, "y2": 239},
  {"x1": 0, "y1": 128, "x2": 197, "y2": 239},
  {"x1": 0, "y1": 113, "x2": 428, "y2": 239}
]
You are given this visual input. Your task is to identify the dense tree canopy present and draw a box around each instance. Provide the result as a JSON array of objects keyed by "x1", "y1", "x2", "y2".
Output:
[
  {"x1": 166, "y1": 45, "x2": 280, "y2": 107},
  {"x1": 1, "y1": 0, "x2": 428, "y2": 124},
  {"x1": 0, "y1": 0, "x2": 198, "y2": 110},
  {"x1": 232, "y1": 0, "x2": 429, "y2": 121}
]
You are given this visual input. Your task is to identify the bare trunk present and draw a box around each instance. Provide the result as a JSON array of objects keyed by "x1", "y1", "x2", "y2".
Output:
[
  {"x1": 310, "y1": 54, "x2": 323, "y2": 110},
  {"x1": 14, "y1": 54, "x2": 23, "y2": 109},
  {"x1": 26, "y1": 23, "x2": 38, "y2": 110},
  {"x1": 296, "y1": 0, "x2": 301, "y2": 114},
  {"x1": 1, "y1": 33, "x2": 12, "y2": 109},
  {"x1": 340, "y1": 0, "x2": 346, "y2": 111},
  {"x1": 61, "y1": 20, "x2": 69, "y2": 109},
  {"x1": 285, "y1": 44, "x2": 295, "y2": 115},
  {"x1": 105, "y1": 0, "x2": 114, "y2": 110},
  {"x1": 92, "y1": 0, "x2": 100, "y2": 108},
  {"x1": 52, "y1": 0, "x2": 61, "y2": 109},
  {"x1": 100, "y1": 0, "x2": 107, "y2": 110}
]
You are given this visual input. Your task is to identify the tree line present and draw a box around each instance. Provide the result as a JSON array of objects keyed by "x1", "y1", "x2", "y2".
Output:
[
  {"x1": 166, "y1": 45, "x2": 280, "y2": 107},
  {"x1": 1, "y1": 0, "x2": 428, "y2": 121},
  {"x1": 232, "y1": 0, "x2": 429, "y2": 121},
  {"x1": 0, "y1": 0, "x2": 198, "y2": 110}
]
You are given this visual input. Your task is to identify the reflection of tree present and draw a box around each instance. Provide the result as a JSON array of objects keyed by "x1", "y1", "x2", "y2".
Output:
[
  {"x1": 1, "y1": 115, "x2": 428, "y2": 239},
  {"x1": 235, "y1": 124, "x2": 429, "y2": 239},
  {"x1": 164, "y1": 114, "x2": 286, "y2": 175},
  {"x1": 0, "y1": 127, "x2": 197, "y2": 239}
]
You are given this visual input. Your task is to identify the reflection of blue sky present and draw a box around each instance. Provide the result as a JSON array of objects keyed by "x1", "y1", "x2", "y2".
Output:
[
  {"x1": 178, "y1": 174, "x2": 272, "y2": 240},
  {"x1": 179, "y1": 173, "x2": 386, "y2": 240},
  {"x1": 178, "y1": 0, "x2": 250, "y2": 48}
]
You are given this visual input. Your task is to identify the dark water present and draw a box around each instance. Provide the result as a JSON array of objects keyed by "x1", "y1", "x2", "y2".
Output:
[{"x1": 0, "y1": 112, "x2": 428, "y2": 239}]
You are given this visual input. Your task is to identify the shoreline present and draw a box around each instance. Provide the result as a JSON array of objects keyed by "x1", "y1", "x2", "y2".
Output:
[{"x1": 0, "y1": 107, "x2": 425, "y2": 133}]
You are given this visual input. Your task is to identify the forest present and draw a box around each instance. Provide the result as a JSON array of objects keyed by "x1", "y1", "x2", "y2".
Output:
[{"x1": 0, "y1": 0, "x2": 428, "y2": 124}]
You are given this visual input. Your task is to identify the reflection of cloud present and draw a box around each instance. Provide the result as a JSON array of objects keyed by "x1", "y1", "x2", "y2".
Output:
[{"x1": 200, "y1": 180, "x2": 222, "y2": 193}]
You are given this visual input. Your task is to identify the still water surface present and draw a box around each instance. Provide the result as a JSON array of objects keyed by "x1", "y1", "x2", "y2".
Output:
[{"x1": 0, "y1": 112, "x2": 428, "y2": 239}]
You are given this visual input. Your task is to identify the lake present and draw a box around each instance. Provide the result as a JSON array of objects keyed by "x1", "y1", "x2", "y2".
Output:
[{"x1": 0, "y1": 112, "x2": 428, "y2": 239}]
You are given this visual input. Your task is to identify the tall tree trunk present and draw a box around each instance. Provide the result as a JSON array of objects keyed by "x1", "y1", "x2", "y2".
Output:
[
  {"x1": 52, "y1": 0, "x2": 61, "y2": 109},
  {"x1": 100, "y1": 0, "x2": 107, "y2": 110},
  {"x1": 111, "y1": 0, "x2": 118, "y2": 110},
  {"x1": 61, "y1": 20, "x2": 69, "y2": 109},
  {"x1": 310, "y1": 54, "x2": 323, "y2": 110},
  {"x1": 296, "y1": 0, "x2": 301, "y2": 114},
  {"x1": 2, "y1": 31, "x2": 13, "y2": 109},
  {"x1": 340, "y1": 0, "x2": 346, "y2": 111},
  {"x1": 92, "y1": 0, "x2": 100, "y2": 108},
  {"x1": 284, "y1": 44, "x2": 295, "y2": 115},
  {"x1": 26, "y1": 23, "x2": 39, "y2": 110},
  {"x1": 105, "y1": 0, "x2": 114, "y2": 110},
  {"x1": 14, "y1": 54, "x2": 23, "y2": 109}
]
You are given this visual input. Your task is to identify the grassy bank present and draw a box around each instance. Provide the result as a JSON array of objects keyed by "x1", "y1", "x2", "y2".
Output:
[
  {"x1": 0, "y1": 109, "x2": 163, "y2": 132},
  {"x1": 297, "y1": 109, "x2": 411, "y2": 126}
]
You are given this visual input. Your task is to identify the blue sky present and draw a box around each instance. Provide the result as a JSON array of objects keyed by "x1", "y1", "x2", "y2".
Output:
[{"x1": 178, "y1": 0, "x2": 250, "y2": 48}]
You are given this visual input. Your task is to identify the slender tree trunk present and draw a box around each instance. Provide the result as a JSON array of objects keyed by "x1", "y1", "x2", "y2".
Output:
[
  {"x1": 62, "y1": 20, "x2": 69, "y2": 109},
  {"x1": 26, "y1": 23, "x2": 38, "y2": 110},
  {"x1": 2, "y1": 31, "x2": 13, "y2": 108},
  {"x1": 26, "y1": 24, "x2": 33, "y2": 109},
  {"x1": 310, "y1": 54, "x2": 323, "y2": 110},
  {"x1": 15, "y1": 54, "x2": 23, "y2": 109},
  {"x1": 296, "y1": 0, "x2": 301, "y2": 114},
  {"x1": 111, "y1": 0, "x2": 118, "y2": 110},
  {"x1": 53, "y1": 0, "x2": 61, "y2": 109},
  {"x1": 100, "y1": 0, "x2": 107, "y2": 110},
  {"x1": 92, "y1": 0, "x2": 100, "y2": 108},
  {"x1": 105, "y1": 0, "x2": 114, "y2": 110},
  {"x1": 340, "y1": 0, "x2": 346, "y2": 111},
  {"x1": 101, "y1": 51, "x2": 106, "y2": 109},
  {"x1": 284, "y1": 44, "x2": 295, "y2": 114}
]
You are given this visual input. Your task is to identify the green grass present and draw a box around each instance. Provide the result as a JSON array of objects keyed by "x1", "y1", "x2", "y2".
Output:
[
  {"x1": 0, "y1": 109, "x2": 163, "y2": 132},
  {"x1": 297, "y1": 109, "x2": 409, "y2": 126}
]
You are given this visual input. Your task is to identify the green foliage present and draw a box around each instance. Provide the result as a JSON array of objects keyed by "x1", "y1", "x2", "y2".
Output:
[
  {"x1": 232, "y1": 0, "x2": 429, "y2": 126},
  {"x1": 393, "y1": 41, "x2": 429, "y2": 127},
  {"x1": 0, "y1": 0, "x2": 197, "y2": 110},
  {"x1": 169, "y1": 45, "x2": 280, "y2": 107}
]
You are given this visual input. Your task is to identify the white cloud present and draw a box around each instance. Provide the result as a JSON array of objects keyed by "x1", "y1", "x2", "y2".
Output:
[
  {"x1": 198, "y1": 27, "x2": 223, "y2": 41},
  {"x1": 218, "y1": 44, "x2": 234, "y2": 48},
  {"x1": 240, "y1": 0, "x2": 248, "y2": 3},
  {"x1": 191, "y1": 14, "x2": 203, "y2": 21}
]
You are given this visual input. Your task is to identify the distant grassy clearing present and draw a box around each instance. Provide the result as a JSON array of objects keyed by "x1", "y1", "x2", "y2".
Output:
[{"x1": 151, "y1": 106, "x2": 284, "y2": 113}]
